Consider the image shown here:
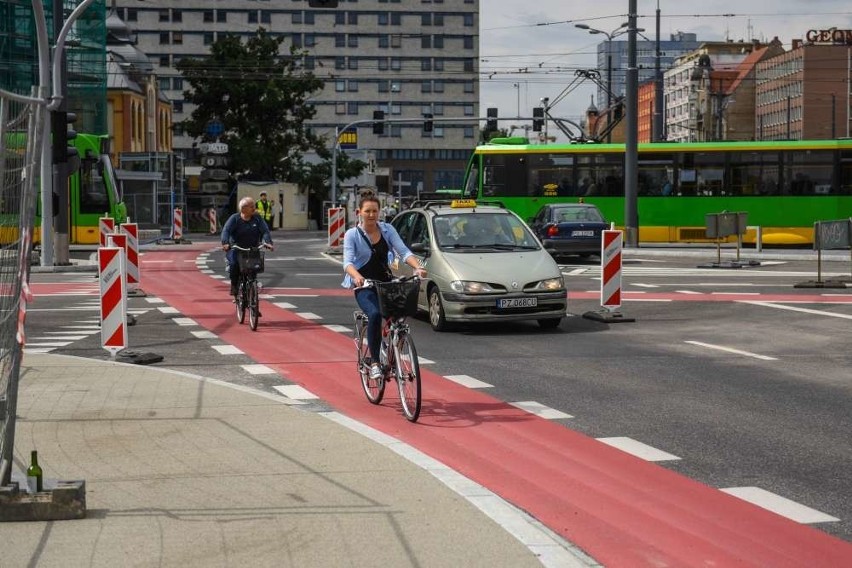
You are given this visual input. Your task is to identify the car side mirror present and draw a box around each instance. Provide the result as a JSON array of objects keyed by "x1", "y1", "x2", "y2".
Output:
[{"x1": 410, "y1": 242, "x2": 430, "y2": 256}]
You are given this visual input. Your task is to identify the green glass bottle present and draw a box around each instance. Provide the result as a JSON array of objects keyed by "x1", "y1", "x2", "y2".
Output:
[{"x1": 26, "y1": 450, "x2": 43, "y2": 493}]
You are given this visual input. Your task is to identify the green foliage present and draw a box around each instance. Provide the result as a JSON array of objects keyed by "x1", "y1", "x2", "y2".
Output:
[{"x1": 176, "y1": 28, "x2": 363, "y2": 194}]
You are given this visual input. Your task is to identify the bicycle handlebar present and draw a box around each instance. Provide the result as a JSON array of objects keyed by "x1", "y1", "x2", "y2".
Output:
[
  {"x1": 353, "y1": 275, "x2": 420, "y2": 292},
  {"x1": 229, "y1": 243, "x2": 273, "y2": 251}
]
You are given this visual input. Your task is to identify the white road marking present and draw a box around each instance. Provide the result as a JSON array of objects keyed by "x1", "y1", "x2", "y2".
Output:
[
  {"x1": 23, "y1": 342, "x2": 72, "y2": 347},
  {"x1": 675, "y1": 290, "x2": 703, "y2": 294},
  {"x1": 145, "y1": 297, "x2": 165, "y2": 303},
  {"x1": 685, "y1": 340, "x2": 777, "y2": 361},
  {"x1": 212, "y1": 345, "x2": 243, "y2": 355},
  {"x1": 273, "y1": 293, "x2": 318, "y2": 298},
  {"x1": 324, "y1": 324, "x2": 351, "y2": 333},
  {"x1": 158, "y1": 306, "x2": 179, "y2": 314},
  {"x1": 273, "y1": 385, "x2": 319, "y2": 399},
  {"x1": 711, "y1": 291, "x2": 760, "y2": 295},
  {"x1": 510, "y1": 401, "x2": 573, "y2": 420},
  {"x1": 172, "y1": 317, "x2": 198, "y2": 326},
  {"x1": 444, "y1": 374, "x2": 493, "y2": 388},
  {"x1": 31, "y1": 335, "x2": 87, "y2": 341},
  {"x1": 563, "y1": 268, "x2": 588, "y2": 275},
  {"x1": 418, "y1": 356, "x2": 435, "y2": 365},
  {"x1": 59, "y1": 325, "x2": 100, "y2": 330},
  {"x1": 44, "y1": 329, "x2": 98, "y2": 335},
  {"x1": 631, "y1": 283, "x2": 659, "y2": 288},
  {"x1": 294, "y1": 273, "x2": 342, "y2": 276},
  {"x1": 624, "y1": 298, "x2": 672, "y2": 302},
  {"x1": 274, "y1": 302, "x2": 297, "y2": 309},
  {"x1": 597, "y1": 437, "x2": 681, "y2": 462},
  {"x1": 23, "y1": 348, "x2": 56, "y2": 354},
  {"x1": 297, "y1": 312, "x2": 321, "y2": 320},
  {"x1": 721, "y1": 487, "x2": 840, "y2": 524},
  {"x1": 741, "y1": 301, "x2": 852, "y2": 320},
  {"x1": 191, "y1": 330, "x2": 217, "y2": 339},
  {"x1": 141, "y1": 260, "x2": 173, "y2": 263},
  {"x1": 242, "y1": 364, "x2": 276, "y2": 375}
]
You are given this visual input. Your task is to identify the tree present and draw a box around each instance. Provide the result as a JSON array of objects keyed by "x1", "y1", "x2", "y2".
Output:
[{"x1": 177, "y1": 28, "x2": 363, "y2": 194}]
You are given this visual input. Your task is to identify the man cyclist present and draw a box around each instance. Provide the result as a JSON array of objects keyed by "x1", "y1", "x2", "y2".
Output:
[
  {"x1": 221, "y1": 197, "x2": 273, "y2": 297},
  {"x1": 342, "y1": 195, "x2": 426, "y2": 381},
  {"x1": 256, "y1": 191, "x2": 275, "y2": 229}
]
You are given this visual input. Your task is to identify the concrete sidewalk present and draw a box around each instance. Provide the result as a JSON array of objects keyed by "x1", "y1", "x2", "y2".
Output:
[{"x1": 4, "y1": 354, "x2": 587, "y2": 568}]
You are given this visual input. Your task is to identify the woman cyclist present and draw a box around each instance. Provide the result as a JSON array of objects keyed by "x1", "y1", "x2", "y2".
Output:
[{"x1": 342, "y1": 195, "x2": 426, "y2": 381}]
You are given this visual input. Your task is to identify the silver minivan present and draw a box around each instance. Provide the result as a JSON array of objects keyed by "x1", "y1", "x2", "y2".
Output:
[{"x1": 391, "y1": 201, "x2": 566, "y2": 331}]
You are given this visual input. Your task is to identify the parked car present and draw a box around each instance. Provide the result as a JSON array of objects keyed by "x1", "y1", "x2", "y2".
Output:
[
  {"x1": 390, "y1": 200, "x2": 566, "y2": 331},
  {"x1": 529, "y1": 203, "x2": 608, "y2": 259}
]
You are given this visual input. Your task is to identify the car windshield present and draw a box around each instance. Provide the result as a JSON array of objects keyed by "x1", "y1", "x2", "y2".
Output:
[
  {"x1": 553, "y1": 207, "x2": 605, "y2": 223},
  {"x1": 433, "y1": 212, "x2": 539, "y2": 249}
]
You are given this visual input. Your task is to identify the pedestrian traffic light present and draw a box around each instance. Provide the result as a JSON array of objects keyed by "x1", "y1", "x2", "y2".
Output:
[
  {"x1": 532, "y1": 107, "x2": 544, "y2": 132},
  {"x1": 486, "y1": 107, "x2": 498, "y2": 131},
  {"x1": 308, "y1": 0, "x2": 338, "y2": 6},
  {"x1": 423, "y1": 113, "x2": 433, "y2": 133},
  {"x1": 372, "y1": 110, "x2": 385, "y2": 135}
]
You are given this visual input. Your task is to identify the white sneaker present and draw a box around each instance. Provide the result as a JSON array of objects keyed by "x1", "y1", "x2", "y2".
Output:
[{"x1": 369, "y1": 363, "x2": 383, "y2": 380}]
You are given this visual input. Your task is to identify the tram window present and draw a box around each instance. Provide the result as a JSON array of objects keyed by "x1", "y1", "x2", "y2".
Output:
[
  {"x1": 729, "y1": 152, "x2": 780, "y2": 196},
  {"x1": 638, "y1": 153, "x2": 674, "y2": 196},
  {"x1": 785, "y1": 151, "x2": 833, "y2": 195},
  {"x1": 840, "y1": 154, "x2": 852, "y2": 195},
  {"x1": 529, "y1": 154, "x2": 573, "y2": 196},
  {"x1": 80, "y1": 167, "x2": 109, "y2": 214}
]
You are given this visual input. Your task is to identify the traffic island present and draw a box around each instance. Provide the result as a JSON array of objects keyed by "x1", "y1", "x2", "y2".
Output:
[
  {"x1": 793, "y1": 279, "x2": 849, "y2": 289},
  {"x1": 116, "y1": 350, "x2": 164, "y2": 365},
  {"x1": 0, "y1": 480, "x2": 86, "y2": 522}
]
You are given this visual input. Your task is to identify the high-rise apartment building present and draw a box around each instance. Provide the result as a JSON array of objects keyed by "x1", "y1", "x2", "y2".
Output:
[{"x1": 111, "y1": 0, "x2": 480, "y2": 195}]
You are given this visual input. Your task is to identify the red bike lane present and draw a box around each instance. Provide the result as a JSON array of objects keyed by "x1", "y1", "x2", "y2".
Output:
[{"x1": 141, "y1": 247, "x2": 852, "y2": 567}]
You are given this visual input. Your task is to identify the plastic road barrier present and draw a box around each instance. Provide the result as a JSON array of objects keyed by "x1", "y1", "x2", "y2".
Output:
[
  {"x1": 98, "y1": 246, "x2": 127, "y2": 358},
  {"x1": 173, "y1": 208, "x2": 183, "y2": 241},
  {"x1": 120, "y1": 223, "x2": 140, "y2": 291},
  {"x1": 208, "y1": 208, "x2": 218, "y2": 234},
  {"x1": 327, "y1": 207, "x2": 345, "y2": 247},
  {"x1": 98, "y1": 217, "x2": 115, "y2": 247},
  {"x1": 601, "y1": 229, "x2": 623, "y2": 309}
]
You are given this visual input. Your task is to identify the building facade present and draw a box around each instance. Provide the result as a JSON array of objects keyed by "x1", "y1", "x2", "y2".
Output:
[{"x1": 111, "y1": 0, "x2": 480, "y2": 196}]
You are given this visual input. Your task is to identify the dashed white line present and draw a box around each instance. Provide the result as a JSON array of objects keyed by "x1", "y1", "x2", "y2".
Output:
[
  {"x1": 273, "y1": 385, "x2": 319, "y2": 399},
  {"x1": 597, "y1": 437, "x2": 681, "y2": 462},
  {"x1": 191, "y1": 330, "x2": 217, "y2": 339},
  {"x1": 444, "y1": 374, "x2": 493, "y2": 388},
  {"x1": 242, "y1": 364, "x2": 277, "y2": 375},
  {"x1": 721, "y1": 487, "x2": 840, "y2": 524},
  {"x1": 158, "y1": 307, "x2": 179, "y2": 314},
  {"x1": 145, "y1": 297, "x2": 165, "y2": 304},
  {"x1": 711, "y1": 291, "x2": 760, "y2": 296},
  {"x1": 172, "y1": 317, "x2": 198, "y2": 326},
  {"x1": 296, "y1": 312, "x2": 321, "y2": 320},
  {"x1": 212, "y1": 345, "x2": 243, "y2": 355},
  {"x1": 510, "y1": 401, "x2": 572, "y2": 420},
  {"x1": 631, "y1": 283, "x2": 659, "y2": 288},
  {"x1": 741, "y1": 301, "x2": 852, "y2": 320},
  {"x1": 31, "y1": 335, "x2": 87, "y2": 341},
  {"x1": 273, "y1": 302, "x2": 297, "y2": 309},
  {"x1": 675, "y1": 290, "x2": 703, "y2": 295},
  {"x1": 323, "y1": 324, "x2": 351, "y2": 333},
  {"x1": 685, "y1": 340, "x2": 777, "y2": 361}
]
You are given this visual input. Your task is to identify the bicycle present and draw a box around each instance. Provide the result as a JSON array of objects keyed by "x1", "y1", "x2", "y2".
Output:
[
  {"x1": 353, "y1": 276, "x2": 422, "y2": 422},
  {"x1": 231, "y1": 244, "x2": 269, "y2": 331}
]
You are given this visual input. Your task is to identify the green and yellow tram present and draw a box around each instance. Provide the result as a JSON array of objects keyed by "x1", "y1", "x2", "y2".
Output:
[{"x1": 462, "y1": 137, "x2": 852, "y2": 244}]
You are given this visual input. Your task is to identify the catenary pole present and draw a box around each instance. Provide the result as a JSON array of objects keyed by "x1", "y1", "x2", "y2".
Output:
[{"x1": 624, "y1": 0, "x2": 639, "y2": 247}]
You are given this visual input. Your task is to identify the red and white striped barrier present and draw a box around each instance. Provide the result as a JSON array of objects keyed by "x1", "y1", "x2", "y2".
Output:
[
  {"x1": 600, "y1": 229, "x2": 623, "y2": 309},
  {"x1": 98, "y1": 216, "x2": 115, "y2": 247},
  {"x1": 98, "y1": 246, "x2": 127, "y2": 358},
  {"x1": 173, "y1": 208, "x2": 183, "y2": 241},
  {"x1": 120, "y1": 223, "x2": 140, "y2": 291},
  {"x1": 208, "y1": 208, "x2": 218, "y2": 234},
  {"x1": 327, "y1": 207, "x2": 345, "y2": 247}
]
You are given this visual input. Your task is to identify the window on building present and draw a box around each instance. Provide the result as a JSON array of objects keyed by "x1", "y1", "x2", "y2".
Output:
[
  {"x1": 336, "y1": 103, "x2": 346, "y2": 115},
  {"x1": 433, "y1": 103, "x2": 443, "y2": 115},
  {"x1": 421, "y1": 59, "x2": 431, "y2": 71},
  {"x1": 173, "y1": 78, "x2": 183, "y2": 90},
  {"x1": 336, "y1": 81, "x2": 345, "y2": 92},
  {"x1": 203, "y1": 10, "x2": 213, "y2": 23},
  {"x1": 292, "y1": 12, "x2": 303, "y2": 24},
  {"x1": 434, "y1": 35, "x2": 444, "y2": 49},
  {"x1": 292, "y1": 34, "x2": 302, "y2": 48},
  {"x1": 391, "y1": 13, "x2": 401, "y2": 25},
  {"x1": 464, "y1": 82, "x2": 474, "y2": 93},
  {"x1": 348, "y1": 58, "x2": 358, "y2": 70},
  {"x1": 463, "y1": 59, "x2": 474, "y2": 72},
  {"x1": 348, "y1": 35, "x2": 358, "y2": 48},
  {"x1": 378, "y1": 58, "x2": 389, "y2": 70},
  {"x1": 159, "y1": 55, "x2": 170, "y2": 67},
  {"x1": 335, "y1": 34, "x2": 345, "y2": 47},
  {"x1": 391, "y1": 34, "x2": 401, "y2": 48},
  {"x1": 391, "y1": 58, "x2": 401, "y2": 70},
  {"x1": 217, "y1": 11, "x2": 226, "y2": 23},
  {"x1": 422, "y1": 13, "x2": 432, "y2": 26},
  {"x1": 173, "y1": 32, "x2": 183, "y2": 45},
  {"x1": 464, "y1": 104, "x2": 474, "y2": 116},
  {"x1": 434, "y1": 58, "x2": 444, "y2": 71},
  {"x1": 335, "y1": 12, "x2": 345, "y2": 25},
  {"x1": 159, "y1": 9, "x2": 169, "y2": 22},
  {"x1": 158, "y1": 78, "x2": 170, "y2": 91},
  {"x1": 305, "y1": 34, "x2": 316, "y2": 47},
  {"x1": 421, "y1": 36, "x2": 431, "y2": 49},
  {"x1": 421, "y1": 82, "x2": 432, "y2": 93},
  {"x1": 305, "y1": 12, "x2": 314, "y2": 24},
  {"x1": 173, "y1": 101, "x2": 183, "y2": 114},
  {"x1": 335, "y1": 56, "x2": 345, "y2": 69},
  {"x1": 127, "y1": 8, "x2": 137, "y2": 21},
  {"x1": 348, "y1": 102, "x2": 359, "y2": 114},
  {"x1": 434, "y1": 14, "x2": 444, "y2": 26},
  {"x1": 348, "y1": 80, "x2": 359, "y2": 92},
  {"x1": 463, "y1": 36, "x2": 473, "y2": 49},
  {"x1": 378, "y1": 13, "x2": 388, "y2": 25},
  {"x1": 261, "y1": 11, "x2": 271, "y2": 24},
  {"x1": 464, "y1": 13, "x2": 473, "y2": 26},
  {"x1": 433, "y1": 80, "x2": 444, "y2": 93},
  {"x1": 348, "y1": 13, "x2": 358, "y2": 24},
  {"x1": 248, "y1": 11, "x2": 258, "y2": 23},
  {"x1": 434, "y1": 126, "x2": 444, "y2": 138},
  {"x1": 173, "y1": 9, "x2": 182, "y2": 23},
  {"x1": 204, "y1": 32, "x2": 214, "y2": 45},
  {"x1": 303, "y1": 56, "x2": 315, "y2": 70},
  {"x1": 379, "y1": 35, "x2": 389, "y2": 48},
  {"x1": 464, "y1": 126, "x2": 474, "y2": 138}
]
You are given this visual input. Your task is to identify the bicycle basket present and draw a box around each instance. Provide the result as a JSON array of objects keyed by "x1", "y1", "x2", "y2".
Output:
[
  {"x1": 376, "y1": 279, "x2": 420, "y2": 318},
  {"x1": 237, "y1": 248, "x2": 264, "y2": 273}
]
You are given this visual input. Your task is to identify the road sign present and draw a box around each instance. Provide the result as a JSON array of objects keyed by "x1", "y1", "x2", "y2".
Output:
[
  {"x1": 205, "y1": 120, "x2": 224, "y2": 138},
  {"x1": 199, "y1": 142, "x2": 228, "y2": 154},
  {"x1": 338, "y1": 128, "x2": 358, "y2": 150}
]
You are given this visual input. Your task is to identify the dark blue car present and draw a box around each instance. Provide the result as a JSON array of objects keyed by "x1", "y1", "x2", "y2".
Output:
[{"x1": 529, "y1": 203, "x2": 608, "y2": 259}]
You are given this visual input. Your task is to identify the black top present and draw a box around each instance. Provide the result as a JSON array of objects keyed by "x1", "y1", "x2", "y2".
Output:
[
  {"x1": 221, "y1": 214, "x2": 271, "y2": 249},
  {"x1": 359, "y1": 233, "x2": 392, "y2": 282}
]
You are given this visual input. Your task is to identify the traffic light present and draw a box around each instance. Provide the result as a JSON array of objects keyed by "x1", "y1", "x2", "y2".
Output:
[
  {"x1": 423, "y1": 113, "x2": 433, "y2": 133},
  {"x1": 372, "y1": 110, "x2": 385, "y2": 135},
  {"x1": 63, "y1": 112, "x2": 80, "y2": 174},
  {"x1": 308, "y1": 0, "x2": 338, "y2": 6},
  {"x1": 532, "y1": 107, "x2": 544, "y2": 132},
  {"x1": 486, "y1": 107, "x2": 498, "y2": 131}
]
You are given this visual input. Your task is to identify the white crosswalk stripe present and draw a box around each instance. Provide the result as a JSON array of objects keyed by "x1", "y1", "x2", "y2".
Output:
[{"x1": 561, "y1": 264, "x2": 848, "y2": 278}]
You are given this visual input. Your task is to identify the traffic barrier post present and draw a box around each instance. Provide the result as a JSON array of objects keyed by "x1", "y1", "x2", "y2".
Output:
[
  {"x1": 120, "y1": 223, "x2": 141, "y2": 293},
  {"x1": 98, "y1": 247, "x2": 128, "y2": 359},
  {"x1": 583, "y1": 230, "x2": 635, "y2": 323},
  {"x1": 327, "y1": 207, "x2": 345, "y2": 247},
  {"x1": 98, "y1": 216, "x2": 115, "y2": 247},
  {"x1": 208, "y1": 208, "x2": 218, "y2": 234},
  {"x1": 173, "y1": 207, "x2": 183, "y2": 242}
]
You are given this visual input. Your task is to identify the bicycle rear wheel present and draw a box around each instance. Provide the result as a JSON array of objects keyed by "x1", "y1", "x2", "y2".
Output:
[
  {"x1": 394, "y1": 332, "x2": 421, "y2": 422},
  {"x1": 248, "y1": 280, "x2": 259, "y2": 331},
  {"x1": 235, "y1": 280, "x2": 246, "y2": 324},
  {"x1": 354, "y1": 313, "x2": 384, "y2": 404}
]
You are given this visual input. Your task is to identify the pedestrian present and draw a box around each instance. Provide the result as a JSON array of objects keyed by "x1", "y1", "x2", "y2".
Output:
[
  {"x1": 342, "y1": 195, "x2": 426, "y2": 380},
  {"x1": 221, "y1": 197, "x2": 273, "y2": 297},
  {"x1": 256, "y1": 191, "x2": 275, "y2": 229}
]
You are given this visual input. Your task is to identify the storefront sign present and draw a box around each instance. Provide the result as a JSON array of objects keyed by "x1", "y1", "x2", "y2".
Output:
[{"x1": 805, "y1": 28, "x2": 852, "y2": 44}]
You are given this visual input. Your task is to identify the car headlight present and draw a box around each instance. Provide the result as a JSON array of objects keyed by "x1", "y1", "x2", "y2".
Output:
[
  {"x1": 450, "y1": 280, "x2": 502, "y2": 294},
  {"x1": 531, "y1": 277, "x2": 564, "y2": 291}
]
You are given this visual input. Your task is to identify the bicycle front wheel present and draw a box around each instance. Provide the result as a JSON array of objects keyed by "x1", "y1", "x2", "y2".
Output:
[
  {"x1": 355, "y1": 314, "x2": 384, "y2": 404},
  {"x1": 394, "y1": 332, "x2": 421, "y2": 422},
  {"x1": 236, "y1": 281, "x2": 246, "y2": 324},
  {"x1": 248, "y1": 280, "x2": 259, "y2": 331}
]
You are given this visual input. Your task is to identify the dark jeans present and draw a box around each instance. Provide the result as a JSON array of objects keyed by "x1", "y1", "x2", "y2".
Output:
[
  {"x1": 355, "y1": 288, "x2": 382, "y2": 364},
  {"x1": 226, "y1": 249, "x2": 240, "y2": 288}
]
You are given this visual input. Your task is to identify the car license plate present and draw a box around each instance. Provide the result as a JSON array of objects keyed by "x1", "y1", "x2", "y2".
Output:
[
  {"x1": 497, "y1": 297, "x2": 538, "y2": 309},
  {"x1": 572, "y1": 230, "x2": 594, "y2": 237}
]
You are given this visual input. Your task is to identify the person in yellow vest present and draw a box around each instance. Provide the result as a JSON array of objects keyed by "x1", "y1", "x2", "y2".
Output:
[{"x1": 256, "y1": 191, "x2": 275, "y2": 229}]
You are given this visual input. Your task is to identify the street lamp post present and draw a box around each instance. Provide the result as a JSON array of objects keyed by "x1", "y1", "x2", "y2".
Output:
[
  {"x1": 575, "y1": 22, "x2": 627, "y2": 143},
  {"x1": 625, "y1": 0, "x2": 639, "y2": 247}
]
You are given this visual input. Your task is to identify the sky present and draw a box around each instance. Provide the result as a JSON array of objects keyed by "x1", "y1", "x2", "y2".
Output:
[{"x1": 479, "y1": 1, "x2": 852, "y2": 140}]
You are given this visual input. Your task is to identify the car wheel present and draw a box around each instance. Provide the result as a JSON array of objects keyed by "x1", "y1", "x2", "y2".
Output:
[
  {"x1": 537, "y1": 318, "x2": 561, "y2": 330},
  {"x1": 428, "y1": 286, "x2": 448, "y2": 332}
]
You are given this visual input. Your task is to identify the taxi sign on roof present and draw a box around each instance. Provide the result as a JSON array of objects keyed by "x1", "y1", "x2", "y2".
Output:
[{"x1": 450, "y1": 199, "x2": 477, "y2": 208}]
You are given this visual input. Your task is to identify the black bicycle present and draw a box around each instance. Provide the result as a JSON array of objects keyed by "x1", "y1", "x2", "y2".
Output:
[
  {"x1": 232, "y1": 244, "x2": 268, "y2": 331},
  {"x1": 353, "y1": 276, "x2": 422, "y2": 422}
]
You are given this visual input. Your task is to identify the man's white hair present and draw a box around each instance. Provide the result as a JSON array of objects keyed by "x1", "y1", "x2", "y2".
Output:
[{"x1": 239, "y1": 197, "x2": 255, "y2": 210}]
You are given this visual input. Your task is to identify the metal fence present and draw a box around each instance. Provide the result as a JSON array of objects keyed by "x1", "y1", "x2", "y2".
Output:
[{"x1": 0, "y1": 91, "x2": 45, "y2": 487}]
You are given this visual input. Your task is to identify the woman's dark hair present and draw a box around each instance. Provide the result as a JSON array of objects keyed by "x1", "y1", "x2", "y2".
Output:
[{"x1": 358, "y1": 195, "x2": 381, "y2": 209}]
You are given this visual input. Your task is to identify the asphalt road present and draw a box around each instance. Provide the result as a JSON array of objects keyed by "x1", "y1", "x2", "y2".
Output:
[{"x1": 26, "y1": 234, "x2": 852, "y2": 545}]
